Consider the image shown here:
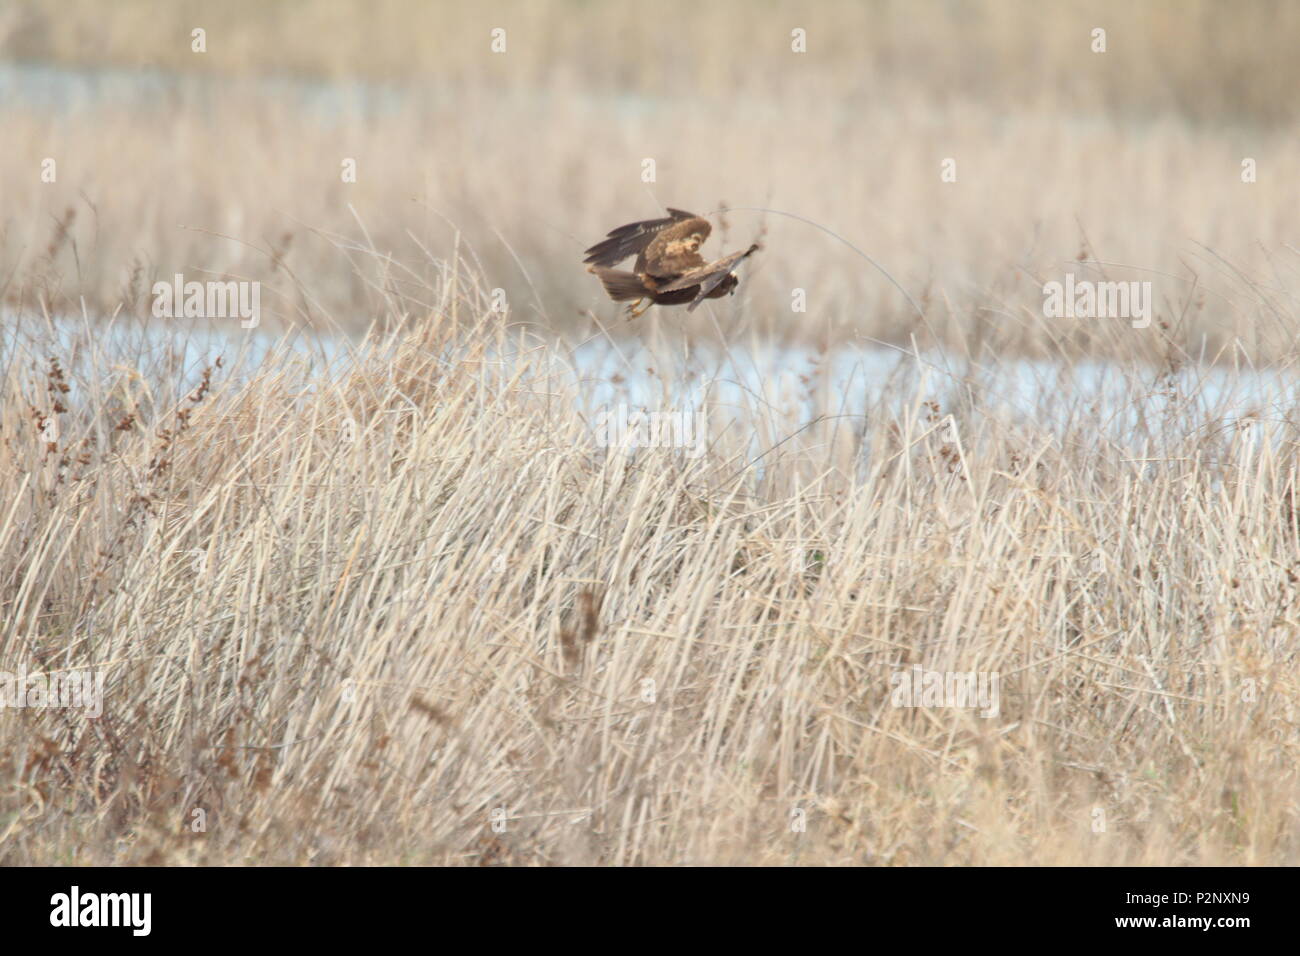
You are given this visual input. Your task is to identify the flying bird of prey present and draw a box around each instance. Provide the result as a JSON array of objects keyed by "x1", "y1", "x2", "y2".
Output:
[{"x1": 584, "y1": 208, "x2": 760, "y2": 317}]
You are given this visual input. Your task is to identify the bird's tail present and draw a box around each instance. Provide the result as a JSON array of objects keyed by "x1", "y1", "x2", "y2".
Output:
[{"x1": 588, "y1": 266, "x2": 647, "y2": 302}]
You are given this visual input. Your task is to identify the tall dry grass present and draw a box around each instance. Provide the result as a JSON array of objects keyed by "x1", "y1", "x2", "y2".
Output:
[{"x1": 1, "y1": 240, "x2": 1297, "y2": 865}]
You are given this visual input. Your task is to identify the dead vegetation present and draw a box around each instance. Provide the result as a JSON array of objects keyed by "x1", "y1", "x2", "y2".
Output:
[{"x1": 1, "y1": 247, "x2": 1297, "y2": 865}]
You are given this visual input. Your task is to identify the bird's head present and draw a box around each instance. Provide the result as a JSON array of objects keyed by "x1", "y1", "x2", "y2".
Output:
[{"x1": 687, "y1": 233, "x2": 704, "y2": 251}]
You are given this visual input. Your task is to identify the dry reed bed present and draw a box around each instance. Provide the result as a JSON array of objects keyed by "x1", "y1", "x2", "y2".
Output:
[{"x1": 1, "y1": 253, "x2": 1297, "y2": 865}]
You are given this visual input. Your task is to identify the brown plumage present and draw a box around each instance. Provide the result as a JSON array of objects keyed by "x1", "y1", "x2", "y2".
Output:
[
  {"x1": 583, "y1": 208, "x2": 759, "y2": 316},
  {"x1": 582, "y1": 208, "x2": 699, "y2": 274},
  {"x1": 590, "y1": 265, "x2": 740, "y2": 307},
  {"x1": 640, "y1": 217, "x2": 712, "y2": 276},
  {"x1": 654, "y1": 244, "x2": 761, "y2": 304}
]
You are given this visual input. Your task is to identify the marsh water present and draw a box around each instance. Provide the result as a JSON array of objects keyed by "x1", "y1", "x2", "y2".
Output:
[{"x1": 7, "y1": 312, "x2": 1297, "y2": 458}]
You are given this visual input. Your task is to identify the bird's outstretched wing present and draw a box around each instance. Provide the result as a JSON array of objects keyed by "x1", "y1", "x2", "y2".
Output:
[
  {"x1": 582, "y1": 208, "x2": 699, "y2": 269},
  {"x1": 655, "y1": 244, "x2": 760, "y2": 309},
  {"x1": 641, "y1": 217, "x2": 712, "y2": 277}
]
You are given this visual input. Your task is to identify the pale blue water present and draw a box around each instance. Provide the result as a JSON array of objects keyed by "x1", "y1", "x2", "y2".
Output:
[
  {"x1": 0, "y1": 60, "x2": 658, "y2": 120},
  {"x1": 0, "y1": 60, "x2": 412, "y2": 119},
  {"x1": 6, "y1": 312, "x2": 1296, "y2": 457}
]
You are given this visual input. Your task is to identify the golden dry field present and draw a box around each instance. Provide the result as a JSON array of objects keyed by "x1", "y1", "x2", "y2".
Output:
[{"x1": 1, "y1": 0, "x2": 1297, "y2": 867}]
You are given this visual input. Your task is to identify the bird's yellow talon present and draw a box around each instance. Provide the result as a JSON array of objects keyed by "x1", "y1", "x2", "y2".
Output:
[{"x1": 625, "y1": 298, "x2": 651, "y2": 319}]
